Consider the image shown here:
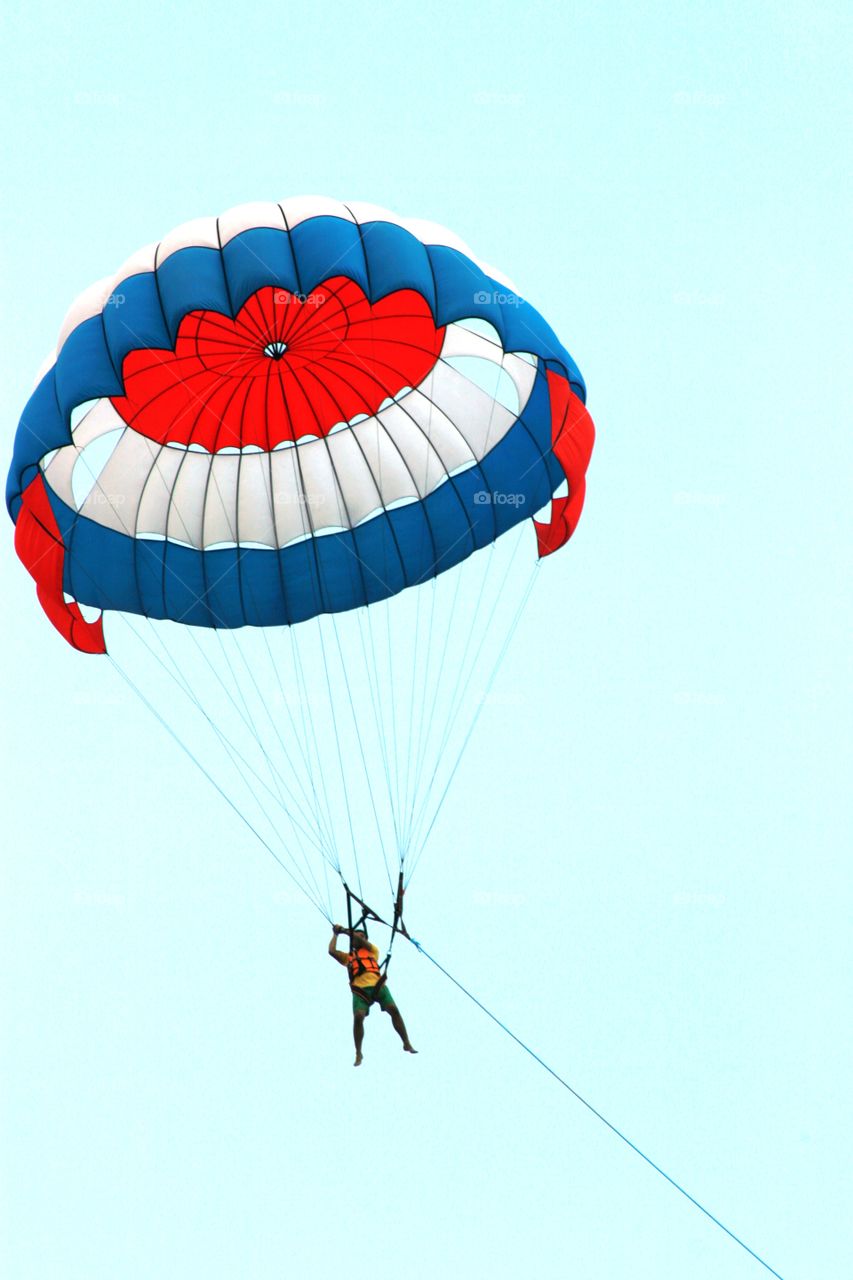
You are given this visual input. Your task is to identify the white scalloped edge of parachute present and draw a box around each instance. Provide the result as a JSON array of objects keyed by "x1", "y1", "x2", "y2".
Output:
[{"x1": 50, "y1": 198, "x2": 519, "y2": 367}]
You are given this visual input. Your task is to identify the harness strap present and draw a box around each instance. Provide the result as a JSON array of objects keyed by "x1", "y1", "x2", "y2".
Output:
[
  {"x1": 343, "y1": 872, "x2": 409, "y2": 978},
  {"x1": 358, "y1": 973, "x2": 388, "y2": 1008}
]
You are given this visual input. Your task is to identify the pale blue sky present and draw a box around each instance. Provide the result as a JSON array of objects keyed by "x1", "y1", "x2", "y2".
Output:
[{"x1": 1, "y1": 3, "x2": 851, "y2": 1279}]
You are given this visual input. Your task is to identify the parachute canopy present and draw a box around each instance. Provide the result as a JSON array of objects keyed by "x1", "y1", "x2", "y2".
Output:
[{"x1": 9, "y1": 198, "x2": 593, "y2": 652}]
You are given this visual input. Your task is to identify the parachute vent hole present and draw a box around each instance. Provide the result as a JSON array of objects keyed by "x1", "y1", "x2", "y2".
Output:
[
  {"x1": 71, "y1": 428, "x2": 125, "y2": 509},
  {"x1": 70, "y1": 398, "x2": 100, "y2": 432}
]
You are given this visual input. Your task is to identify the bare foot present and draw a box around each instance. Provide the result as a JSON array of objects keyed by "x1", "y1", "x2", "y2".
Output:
[
  {"x1": 354, "y1": 1052, "x2": 363, "y2": 1067},
  {"x1": 403, "y1": 1043, "x2": 418, "y2": 1055}
]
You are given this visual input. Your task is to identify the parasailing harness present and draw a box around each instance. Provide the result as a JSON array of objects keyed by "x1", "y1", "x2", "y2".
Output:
[{"x1": 342, "y1": 871, "x2": 409, "y2": 1007}]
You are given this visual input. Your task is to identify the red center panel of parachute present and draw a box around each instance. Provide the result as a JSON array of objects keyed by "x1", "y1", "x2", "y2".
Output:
[{"x1": 110, "y1": 278, "x2": 446, "y2": 451}]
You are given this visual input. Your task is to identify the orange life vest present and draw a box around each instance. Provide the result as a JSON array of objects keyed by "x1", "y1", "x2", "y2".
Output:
[{"x1": 347, "y1": 946, "x2": 381, "y2": 987}]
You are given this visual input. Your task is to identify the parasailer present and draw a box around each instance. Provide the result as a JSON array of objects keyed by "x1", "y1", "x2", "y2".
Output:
[{"x1": 328, "y1": 924, "x2": 416, "y2": 1066}]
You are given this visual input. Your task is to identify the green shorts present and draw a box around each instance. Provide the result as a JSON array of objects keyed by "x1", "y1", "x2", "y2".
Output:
[{"x1": 352, "y1": 983, "x2": 395, "y2": 1014}]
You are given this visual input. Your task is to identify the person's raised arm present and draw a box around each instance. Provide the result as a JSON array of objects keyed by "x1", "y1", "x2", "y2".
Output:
[{"x1": 328, "y1": 924, "x2": 349, "y2": 965}]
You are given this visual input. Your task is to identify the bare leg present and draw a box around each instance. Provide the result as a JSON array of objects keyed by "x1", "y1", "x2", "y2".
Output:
[
  {"x1": 385, "y1": 1004, "x2": 417, "y2": 1054},
  {"x1": 353, "y1": 1010, "x2": 366, "y2": 1066}
]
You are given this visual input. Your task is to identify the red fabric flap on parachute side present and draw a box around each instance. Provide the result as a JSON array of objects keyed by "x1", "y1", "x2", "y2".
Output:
[
  {"x1": 534, "y1": 370, "x2": 595, "y2": 558},
  {"x1": 15, "y1": 474, "x2": 106, "y2": 654}
]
